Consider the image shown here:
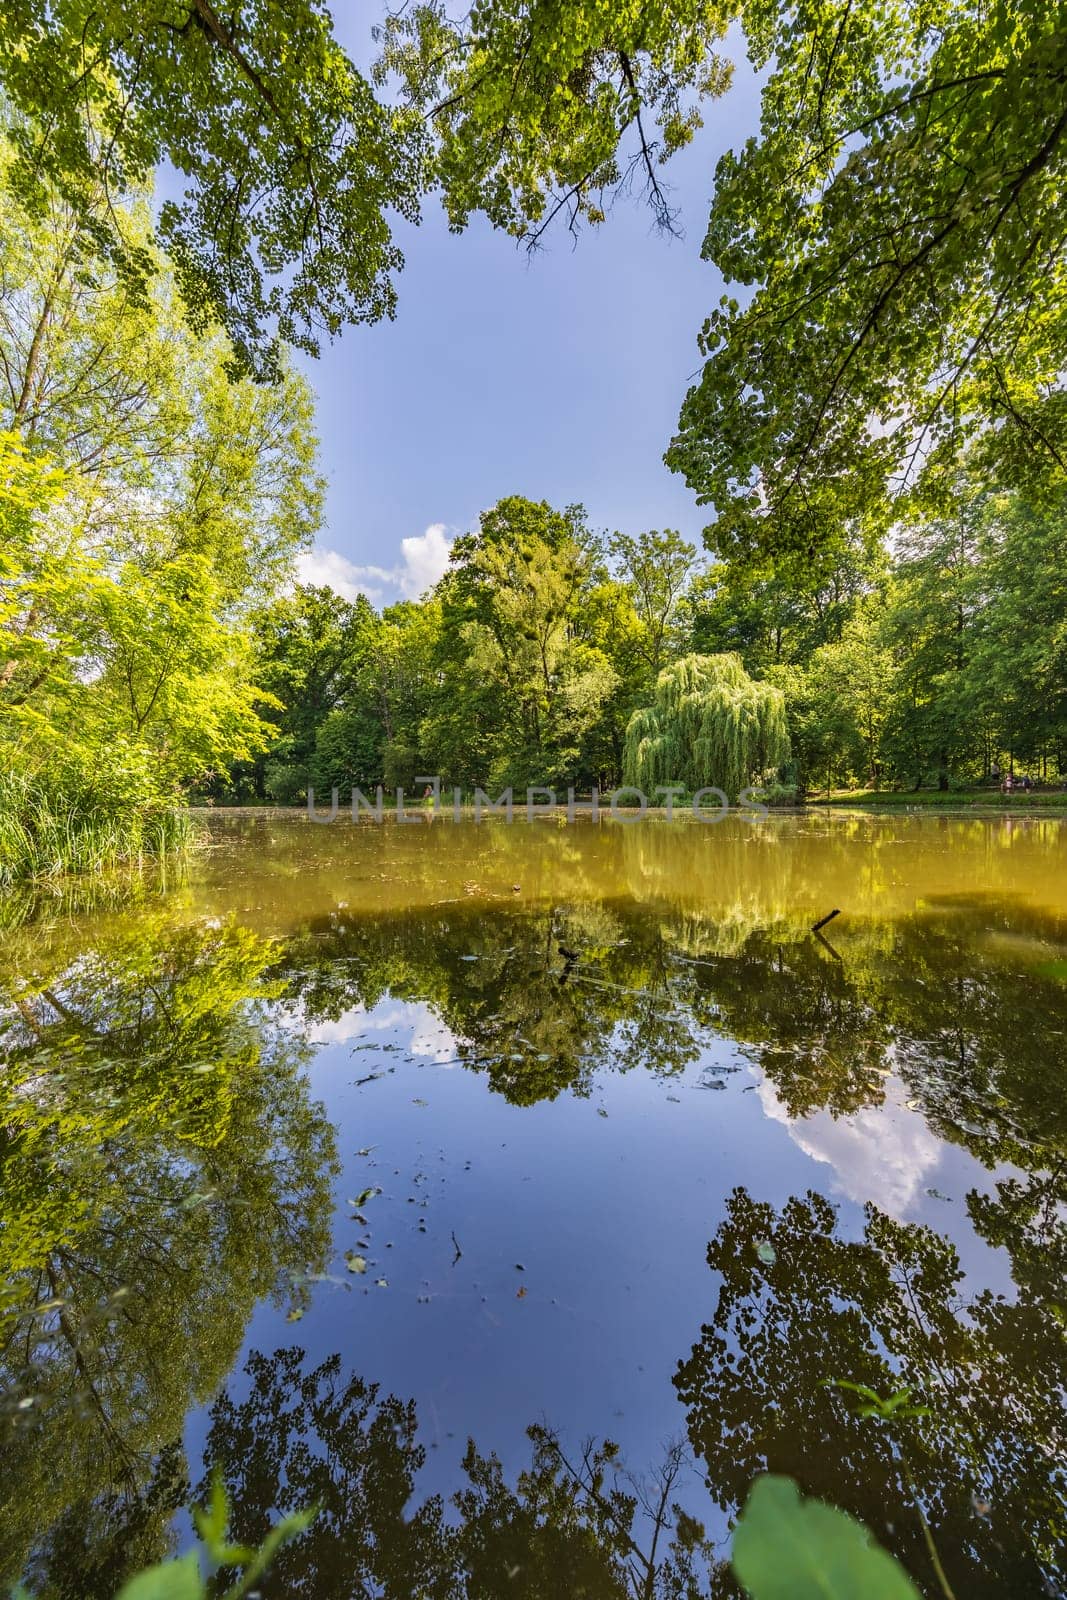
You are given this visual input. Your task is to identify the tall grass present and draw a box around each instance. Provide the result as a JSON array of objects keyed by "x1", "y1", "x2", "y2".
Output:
[{"x1": 0, "y1": 770, "x2": 193, "y2": 886}]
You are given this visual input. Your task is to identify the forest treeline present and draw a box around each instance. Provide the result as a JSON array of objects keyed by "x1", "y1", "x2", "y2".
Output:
[
  {"x1": 210, "y1": 481, "x2": 1067, "y2": 805},
  {"x1": 2, "y1": 0, "x2": 1067, "y2": 878}
]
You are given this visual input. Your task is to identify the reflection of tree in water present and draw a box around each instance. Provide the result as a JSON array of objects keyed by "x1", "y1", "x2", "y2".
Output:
[
  {"x1": 674, "y1": 1184, "x2": 1067, "y2": 1598},
  {"x1": 671, "y1": 909, "x2": 1067, "y2": 1597},
  {"x1": 200, "y1": 1347, "x2": 455, "y2": 1600},
  {"x1": 278, "y1": 902, "x2": 725, "y2": 1104},
  {"x1": 5, "y1": 881, "x2": 1066, "y2": 1593},
  {"x1": 197, "y1": 1346, "x2": 721, "y2": 1600},
  {"x1": 274, "y1": 891, "x2": 1067, "y2": 1143},
  {"x1": 0, "y1": 917, "x2": 338, "y2": 1591}
]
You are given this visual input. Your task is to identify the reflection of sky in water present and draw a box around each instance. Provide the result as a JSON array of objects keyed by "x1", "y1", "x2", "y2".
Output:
[
  {"x1": 8, "y1": 814, "x2": 1065, "y2": 1591},
  {"x1": 183, "y1": 985, "x2": 1025, "y2": 1532},
  {"x1": 755, "y1": 1064, "x2": 943, "y2": 1218},
  {"x1": 303, "y1": 1001, "x2": 469, "y2": 1063}
]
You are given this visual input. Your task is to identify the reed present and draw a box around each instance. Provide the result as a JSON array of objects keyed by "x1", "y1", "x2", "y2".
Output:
[{"x1": 0, "y1": 770, "x2": 193, "y2": 886}]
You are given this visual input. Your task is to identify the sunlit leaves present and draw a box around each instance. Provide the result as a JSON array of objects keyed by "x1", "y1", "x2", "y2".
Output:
[
  {"x1": 0, "y1": 1, "x2": 735, "y2": 375},
  {"x1": 667, "y1": 1, "x2": 1067, "y2": 565}
]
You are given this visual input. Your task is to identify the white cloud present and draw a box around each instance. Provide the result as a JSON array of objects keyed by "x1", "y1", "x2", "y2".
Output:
[
  {"x1": 398, "y1": 524, "x2": 452, "y2": 597},
  {"x1": 296, "y1": 523, "x2": 452, "y2": 606}
]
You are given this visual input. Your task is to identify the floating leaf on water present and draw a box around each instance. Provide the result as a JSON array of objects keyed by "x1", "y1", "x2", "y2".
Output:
[
  {"x1": 355, "y1": 1146, "x2": 375, "y2": 1157},
  {"x1": 597, "y1": 1107, "x2": 609, "y2": 1118},
  {"x1": 351, "y1": 1187, "x2": 381, "y2": 1207},
  {"x1": 345, "y1": 1252, "x2": 368, "y2": 1275},
  {"x1": 412, "y1": 1097, "x2": 428, "y2": 1107},
  {"x1": 516, "y1": 1286, "x2": 527, "y2": 1299},
  {"x1": 756, "y1": 1240, "x2": 777, "y2": 1266},
  {"x1": 375, "y1": 1278, "x2": 388, "y2": 1288},
  {"x1": 925, "y1": 1188, "x2": 952, "y2": 1202},
  {"x1": 286, "y1": 1307, "x2": 305, "y2": 1323}
]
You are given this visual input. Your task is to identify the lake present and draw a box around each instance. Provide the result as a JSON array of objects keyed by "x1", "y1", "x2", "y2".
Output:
[{"x1": 1, "y1": 810, "x2": 1065, "y2": 1596}]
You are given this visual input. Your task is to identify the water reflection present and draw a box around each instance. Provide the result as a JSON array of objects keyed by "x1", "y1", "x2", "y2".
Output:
[
  {"x1": 0, "y1": 915, "x2": 338, "y2": 1587},
  {"x1": 1, "y1": 816, "x2": 1066, "y2": 1595},
  {"x1": 196, "y1": 1348, "x2": 719, "y2": 1600},
  {"x1": 677, "y1": 1183, "x2": 1066, "y2": 1598}
]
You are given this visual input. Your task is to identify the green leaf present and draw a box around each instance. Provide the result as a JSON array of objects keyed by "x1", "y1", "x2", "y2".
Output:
[
  {"x1": 115, "y1": 1553, "x2": 202, "y2": 1600},
  {"x1": 732, "y1": 1475, "x2": 922, "y2": 1600},
  {"x1": 345, "y1": 1252, "x2": 368, "y2": 1274}
]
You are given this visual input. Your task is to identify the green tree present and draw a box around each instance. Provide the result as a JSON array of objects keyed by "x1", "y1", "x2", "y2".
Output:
[
  {"x1": 230, "y1": 585, "x2": 383, "y2": 802},
  {"x1": 879, "y1": 495, "x2": 985, "y2": 790},
  {"x1": 667, "y1": 0, "x2": 1067, "y2": 567},
  {"x1": 770, "y1": 616, "x2": 895, "y2": 793},
  {"x1": 623, "y1": 653, "x2": 788, "y2": 796},
  {"x1": 608, "y1": 530, "x2": 697, "y2": 683},
  {"x1": 427, "y1": 497, "x2": 616, "y2": 788},
  {"x1": 964, "y1": 491, "x2": 1067, "y2": 778},
  {"x1": 0, "y1": 0, "x2": 733, "y2": 376},
  {"x1": 681, "y1": 527, "x2": 884, "y2": 676},
  {"x1": 0, "y1": 174, "x2": 323, "y2": 869}
]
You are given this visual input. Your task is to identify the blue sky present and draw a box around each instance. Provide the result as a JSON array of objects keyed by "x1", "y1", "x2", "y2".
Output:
[{"x1": 296, "y1": 14, "x2": 763, "y2": 605}]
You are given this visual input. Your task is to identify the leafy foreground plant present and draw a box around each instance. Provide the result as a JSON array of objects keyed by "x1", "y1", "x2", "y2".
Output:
[
  {"x1": 733, "y1": 1475, "x2": 921, "y2": 1600},
  {"x1": 11, "y1": 1482, "x2": 316, "y2": 1600}
]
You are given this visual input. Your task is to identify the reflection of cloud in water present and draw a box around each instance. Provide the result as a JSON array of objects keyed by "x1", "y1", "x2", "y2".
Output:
[
  {"x1": 755, "y1": 1063, "x2": 942, "y2": 1219},
  {"x1": 408, "y1": 1009, "x2": 469, "y2": 1065},
  {"x1": 304, "y1": 1000, "x2": 465, "y2": 1064},
  {"x1": 303, "y1": 1006, "x2": 369, "y2": 1046}
]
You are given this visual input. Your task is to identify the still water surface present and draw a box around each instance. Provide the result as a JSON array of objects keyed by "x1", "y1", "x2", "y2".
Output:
[{"x1": 1, "y1": 812, "x2": 1065, "y2": 1596}]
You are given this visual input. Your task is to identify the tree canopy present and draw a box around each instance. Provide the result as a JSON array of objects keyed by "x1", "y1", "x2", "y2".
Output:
[
  {"x1": 0, "y1": 0, "x2": 733, "y2": 377},
  {"x1": 667, "y1": 0, "x2": 1067, "y2": 565}
]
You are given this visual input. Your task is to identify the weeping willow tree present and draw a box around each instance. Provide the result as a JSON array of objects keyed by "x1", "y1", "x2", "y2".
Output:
[{"x1": 623, "y1": 654, "x2": 789, "y2": 796}]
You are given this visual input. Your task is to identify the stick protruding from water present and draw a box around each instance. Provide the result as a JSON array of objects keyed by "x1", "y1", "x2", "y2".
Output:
[{"x1": 811, "y1": 908, "x2": 841, "y2": 933}]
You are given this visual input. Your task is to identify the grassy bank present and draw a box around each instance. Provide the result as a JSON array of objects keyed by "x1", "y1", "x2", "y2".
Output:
[
  {"x1": 0, "y1": 771, "x2": 194, "y2": 886},
  {"x1": 811, "y1": 787, "x2": 1067, "y2": 811}
]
